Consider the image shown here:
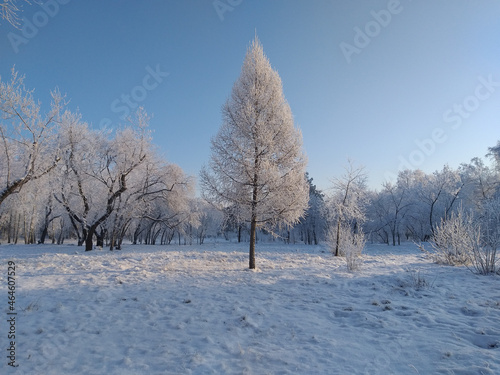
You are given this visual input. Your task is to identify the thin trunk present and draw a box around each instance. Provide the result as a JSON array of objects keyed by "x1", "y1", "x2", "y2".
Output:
[
  {"x1": 249, "y1": 216, "x2": 256, "y2": 269},
  {"x1": 96, "y1": 228, "x2": 105, "y2": 248},
  {"x1": 7, "y1": 212, "x2": 12, "y2": 243},
  {"x1": 249, "y1": 157, "x2": 259, "y2": 269},
  {"x1": 335, "y1": 218, "x2": 341, "y2": 256},
  {"x1": 39, "y1": 226, "x2": 48, "y2": 244}
]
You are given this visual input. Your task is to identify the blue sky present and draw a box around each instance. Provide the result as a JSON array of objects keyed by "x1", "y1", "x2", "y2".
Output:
[{"x1": 1, "y1": 0, "x2": 499, "y2": 192}]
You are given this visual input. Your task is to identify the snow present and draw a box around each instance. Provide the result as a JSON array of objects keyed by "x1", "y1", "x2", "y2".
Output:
[{"x1": 1, "y1": 242, "x2": 499, "y2": 374}]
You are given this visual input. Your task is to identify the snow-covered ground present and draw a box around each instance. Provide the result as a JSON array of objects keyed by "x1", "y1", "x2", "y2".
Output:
[{"x1": 0, "y1": 241, "x2": 499, "y2": 374}]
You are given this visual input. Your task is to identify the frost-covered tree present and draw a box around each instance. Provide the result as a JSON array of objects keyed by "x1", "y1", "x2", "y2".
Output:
[
  {"x1": 201, "y1": 36, "x2": 309, "y2": 269},
  {"x1": 130, "y1": 159, "x2": 196, "y2": 246},
  {"x1": 54, "y1": 108, "x2": 150, "y2": 251},
  {"x1": 376, "y1": 174, "x2": 414, "y2": 246},
  {"x1": 53, "y1": 111, "x2": 95, "y2": 246},
  {"x1": 393, "y1": 169, "x2": 431, "y2": 241},
  {"x1": 325, "y1": 161, "x2": 368, "y2": 256},
  {"x1": 295, "y1": 173, "x2": 325, "y2": 245},
  {"x1": 488, "y1": 140, "x2": 500, "y2": 172},
  {"x1": 413, "y1": 165, "x2": 464, "y2": 236},
  {"x1": 221, "y1": 203, "x2": 247, "y2": 242},
  {"x1": 0, "y1": 69, "x2": 63, "y2": 207},
  {"x1": 459, "y1": 158, "x2": 498, "y2": 211},
  {"x1": 366, "y1": 189, "x2": 392, "y2": 244},
  {"x1": 194, "y1": 199, "x2": 224, "y2": 245}
]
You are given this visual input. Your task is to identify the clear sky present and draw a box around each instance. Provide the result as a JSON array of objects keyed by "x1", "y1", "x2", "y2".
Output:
[{"x1": 1, "y1": 0, "x2": 499, "y2": 192}]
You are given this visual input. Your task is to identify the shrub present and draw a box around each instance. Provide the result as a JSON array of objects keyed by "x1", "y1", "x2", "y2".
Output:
[
  {"x1": 327, "y1": 223, "x2": 365, "y2": 271},
  {"x1": 429, "y1": 207, "x2": 497, "y2": 275},
  {"x1": 431, "y1": 208, "x2": 473, "y2": 266}
]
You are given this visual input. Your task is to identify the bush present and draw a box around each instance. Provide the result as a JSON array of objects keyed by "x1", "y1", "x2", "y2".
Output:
[
  {"x1": 431, "y1": 208, "x2": 473, "y2": 266},
  {"x1": 327, "y1": 223, "x2": 365, "y2": 271},
  {"x1": 429, "y1": 207, "x2": 497, "y2": 275}
]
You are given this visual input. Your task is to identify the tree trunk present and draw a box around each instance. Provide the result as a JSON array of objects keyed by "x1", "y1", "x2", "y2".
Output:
[
  {"x1": 249, "y1": 216, "x2": 256, "y2": 269},
  {"x1": 133, "y1": 222, "x2": 142, "y2": 245},
  {"x1": 39, "y1": 226, "x2": 48, "y2": 244},
  {"x1": 335, "y1": 218, "x2": 341, "y2": 256},
  {"x1": 117, "y1": 235, "x2": 123, "y2": 250},
  {"x1": 96, "y1": 229, "x2": 105, "y2": 248},
  {"x1": 249, "y1": 161, "x2": 259, "y2": 269},
  {"x1": 7, "y1": 212, "x2": 13, "y2": 244},
  {"x1": 85, "y1": 230, "x2": 93, "y2": 251}
]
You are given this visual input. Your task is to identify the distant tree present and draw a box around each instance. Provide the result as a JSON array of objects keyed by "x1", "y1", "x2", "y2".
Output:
[
  {"x1": 415, "y1": 165, "x2": 464, "y2": 236},
  {"x1": 487, "y1": 140, "x2": 500, "y2": 172},
  {"x1": 195, "y1": 200, "x2": 224, "y2": 244},
  {"x1": 393, "y1": 169, "x2": 431, "y2": 241},
  {"x1": 365, "y1": 189, "x2": 391, "y2": 244},
  {"x1": 382, "y1": 177, "x2": 413, "y2": 246},
  {"x1": 296, "y1": 173, "x2": 325, "y2": 245},
  {"x1": 131, "y1": 160, "x2": 196, "y2": 247},
  {"x1": 201, "y1": 36, "x2": 309, "y2": 269},
  {"x1": 325, "y1": 161, "x2": 368, "y2": 256},
  {"x1": 459, "y1": 157, "x2": 498, "y2": 210},
  {"x1": 221, "y1": 203, "x2": 246, "y2": 242}
]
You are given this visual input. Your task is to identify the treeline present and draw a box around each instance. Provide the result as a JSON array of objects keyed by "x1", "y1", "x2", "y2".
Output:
[
  {"x1": 1, "y1": 69, "x2": 499, "y2": 249},
  {"x1": 278, "y1": 156, "x2": 500, "y2": 250},
  {"x1": 0, "y1": 70, "x2": 198, "y2": 250}
]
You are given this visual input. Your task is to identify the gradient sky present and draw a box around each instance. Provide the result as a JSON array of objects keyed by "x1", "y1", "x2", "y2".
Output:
[{"x1": 1, "y1": 0, "x2": 499, "y2": 192}]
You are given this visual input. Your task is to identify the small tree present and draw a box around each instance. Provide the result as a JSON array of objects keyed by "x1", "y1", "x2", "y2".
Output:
[
  {"x1": 325, "y1": 160, "x2": 368, "y2": 256},
  {"x1": 201, "y1": 36, "x2": 309, "y2": 269},
  {"x1": 330, "y1": 222, "x2": 365, "y2": 271}
]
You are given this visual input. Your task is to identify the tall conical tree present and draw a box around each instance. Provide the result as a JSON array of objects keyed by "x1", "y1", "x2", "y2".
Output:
[{"x1": 201, "y1": 37, "x2": 309, "y2": 269}]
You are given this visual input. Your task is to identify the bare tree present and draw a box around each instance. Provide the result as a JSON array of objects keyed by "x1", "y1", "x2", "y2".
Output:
[{"x1": 201, "y1": 36, "x2": 309, "y2": 269}]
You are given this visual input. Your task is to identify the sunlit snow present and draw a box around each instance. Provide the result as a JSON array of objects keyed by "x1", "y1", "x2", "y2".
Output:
[{"x1": 1, "y1": 242, "x2": 499, "y2": 374}]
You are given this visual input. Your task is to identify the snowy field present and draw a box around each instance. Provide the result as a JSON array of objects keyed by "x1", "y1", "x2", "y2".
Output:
[{"x1": 0, "y1": 242, "x2": 499, "y2": 375}]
